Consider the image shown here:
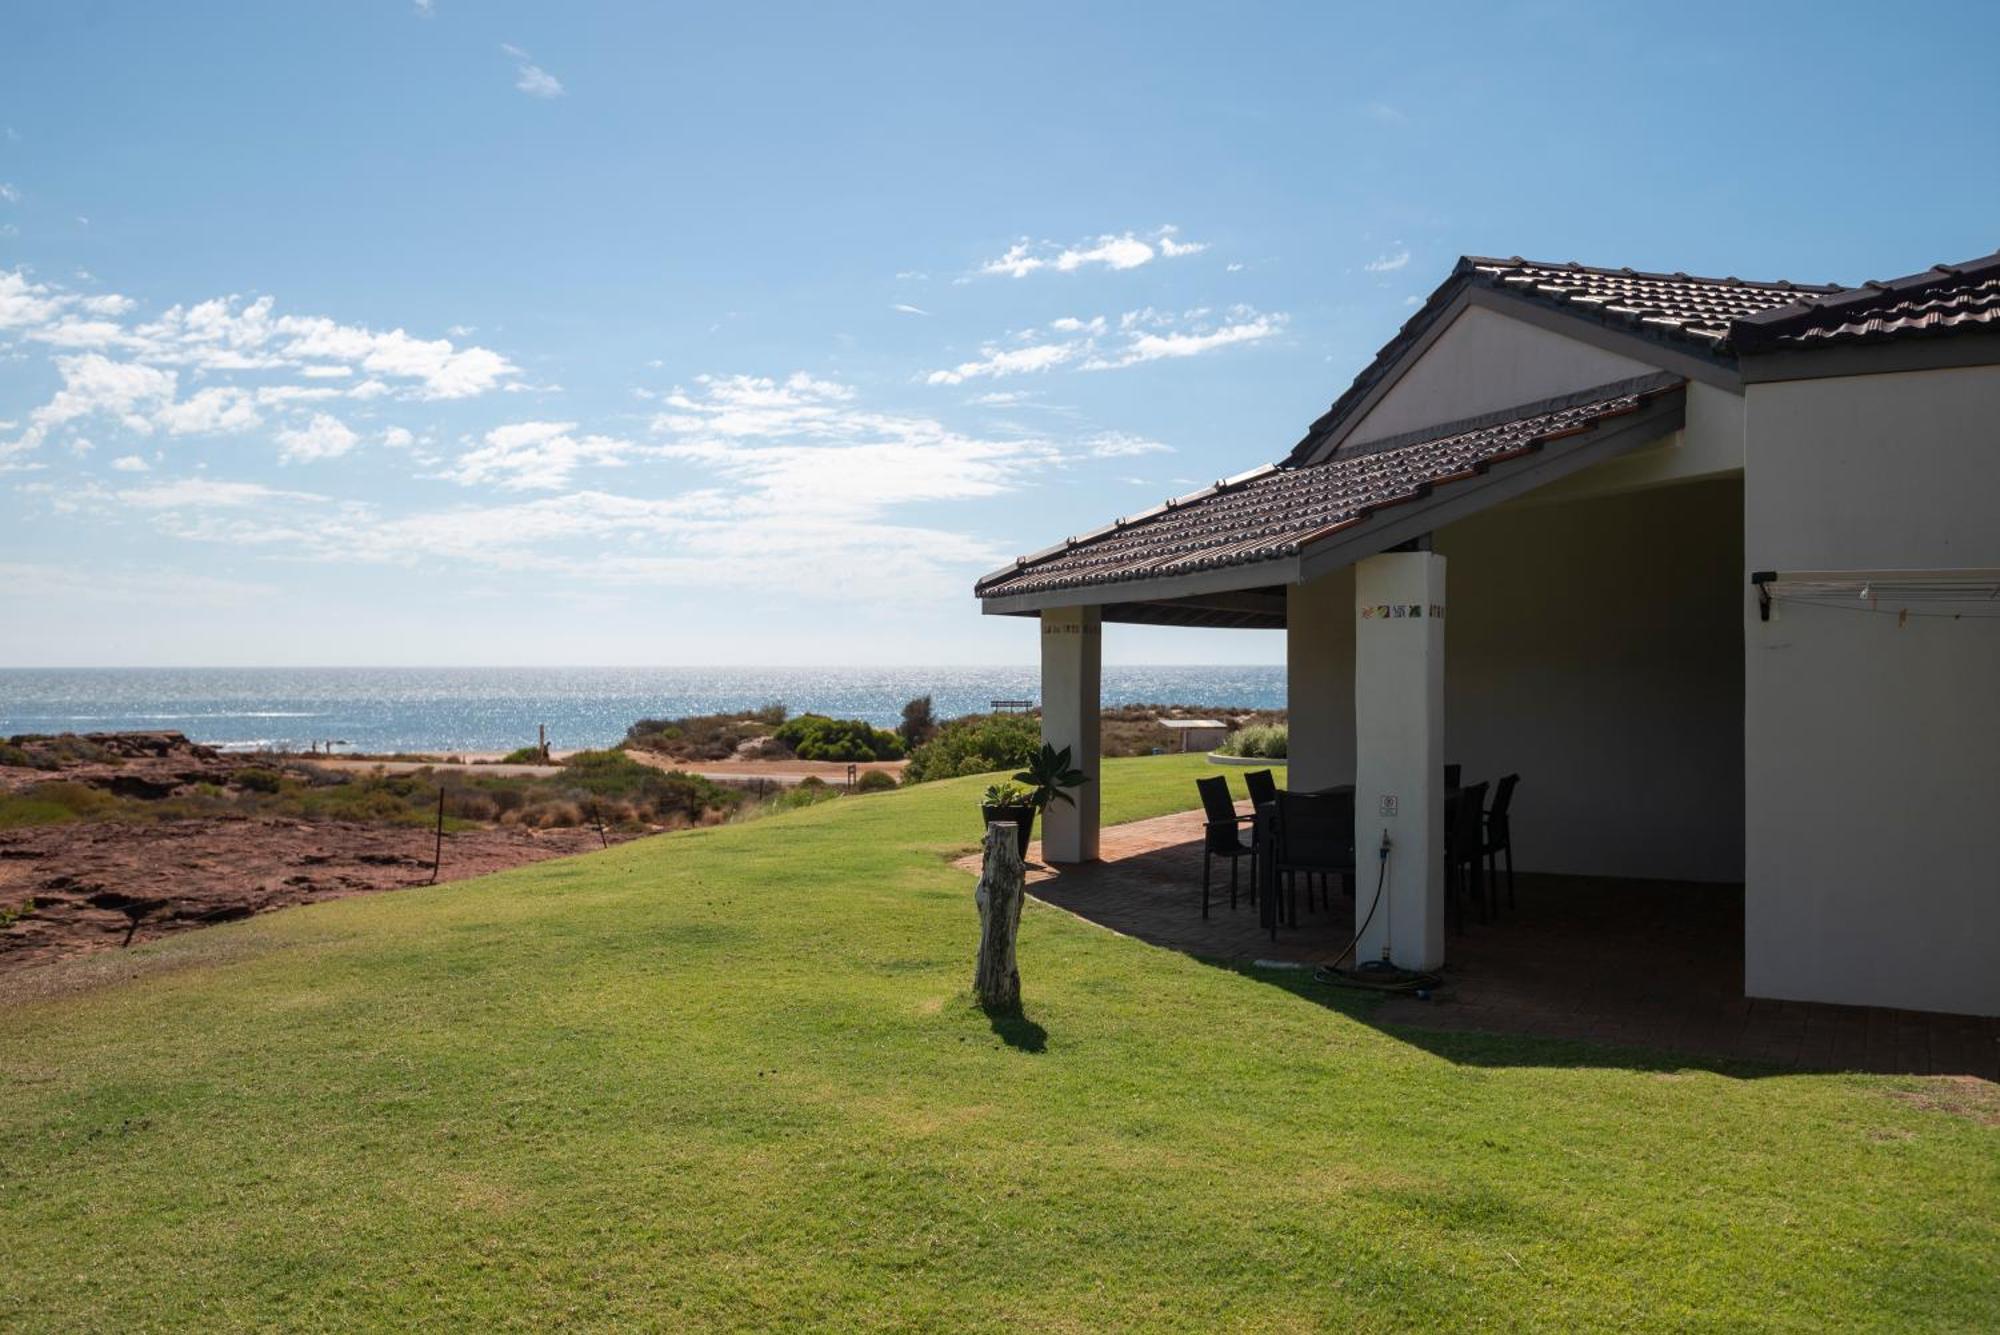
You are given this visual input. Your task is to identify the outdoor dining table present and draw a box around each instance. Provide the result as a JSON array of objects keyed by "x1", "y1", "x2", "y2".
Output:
[{"x1": 1253, "y1": 780, "x2": 1464, "y2": 939}]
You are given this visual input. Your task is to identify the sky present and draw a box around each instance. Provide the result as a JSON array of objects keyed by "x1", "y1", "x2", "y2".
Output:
[{"x1": 2, "y1": 2, "x2": 1996, "y2": 668}]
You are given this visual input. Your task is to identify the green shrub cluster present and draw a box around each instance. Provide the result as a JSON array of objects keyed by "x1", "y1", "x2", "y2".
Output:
[
  {"x1": 497, "y1": 746, "x2": 548, "y2": 765},
  {"x1": 623, "y1": 704, "x2": 787, "y2": 762},
  {"x1": 770, "y1": 776, "x2": 842, "y2": 812},
  {"x1": 1218, "y1": 724, "x2": 1288, "y2": 759},
  {"x1": 902, "y1": 713, "x2": 1041, "y2": 784},
  {"x1": 853, "y1": 769, "x2": 899, "y2": 794},
  {"x1": 772, "y1": 715, "x2": 903, "y2": 762}
]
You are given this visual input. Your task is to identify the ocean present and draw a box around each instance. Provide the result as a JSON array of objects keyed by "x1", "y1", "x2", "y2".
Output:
[{"x1": 0, "y1": 666, "x2": 1286, "y2": 754}]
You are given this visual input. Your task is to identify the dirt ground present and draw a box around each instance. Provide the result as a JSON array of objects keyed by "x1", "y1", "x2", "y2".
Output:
[{"x1": 0, "y1": 817, "x2": 617, "y2": 971}]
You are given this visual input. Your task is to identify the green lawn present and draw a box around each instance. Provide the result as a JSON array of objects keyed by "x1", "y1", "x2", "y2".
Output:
[{"x1": 1, "y1": 755, "x2": 1993, "y2": 1331}]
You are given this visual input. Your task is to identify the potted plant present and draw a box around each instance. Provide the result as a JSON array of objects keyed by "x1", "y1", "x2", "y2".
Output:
[{"x1": 980, "y1": 781, "x2": 1038, "y2": 858}]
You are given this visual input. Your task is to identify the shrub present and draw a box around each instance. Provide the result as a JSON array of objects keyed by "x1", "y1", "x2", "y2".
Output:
[
  {"x1": 498, "y1": 746, "x2": 547, "y2": 765},
  {"x1": 236, "y1": 767, "x2": 283, "y2": 794},
  {"x1": 624, "y1": 705, "x2": 787, "y2": 762},
  {"x1": 773, "y1": 715, "x2": 903, "y2": 762},
  {"x1": 898, "y1": 696, "x2": 936, "y2": 750},
  {"x1": 854, "y1": 769, "x2": 899, "y2": 794},
  {"x1": 0, "y1": 743, "x2": 35, "y2": 769},
  {"x1": 902, "y1": 713, "x2": 1041, "y2": 784},
  {"x1": 1219, "y1": 724, "x2": 1288, "y2": 759},
  {"x1": 772, "y1": 776, "x2": 841, "y2": 812}
]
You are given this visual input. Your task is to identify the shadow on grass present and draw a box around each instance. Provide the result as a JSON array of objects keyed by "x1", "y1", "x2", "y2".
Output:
[
  {"x1": 1202, "y1": 957, "x2": 1795, "y2": 1080},
  {"x1": 983, "y1": 1002, "x2": 1048, "y2": 1053}
]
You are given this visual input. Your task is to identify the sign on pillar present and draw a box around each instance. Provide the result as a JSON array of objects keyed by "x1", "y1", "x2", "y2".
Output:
[
  {"x1": 1353, "y1": 552, "x2": 1446, "y2": 970},
  {"x1": 1039, "y1": 605, "x2": 1101, "y2": 863}
]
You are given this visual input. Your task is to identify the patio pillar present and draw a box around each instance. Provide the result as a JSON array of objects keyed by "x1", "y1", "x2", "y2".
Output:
[
  {"x1": 1353, "y1": 551, "x2": 1446, "y2": 971},
  {"x1": 1039, "y1": 605, "x2": 1100, "y2": 863}
]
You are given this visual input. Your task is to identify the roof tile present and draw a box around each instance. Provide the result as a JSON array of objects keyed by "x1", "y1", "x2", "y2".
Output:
[{"x1": 978, "y1": 375, "x2": 1682, "y2": 601}]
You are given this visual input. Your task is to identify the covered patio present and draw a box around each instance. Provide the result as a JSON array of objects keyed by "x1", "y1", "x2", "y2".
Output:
[
  {"x1": 953, "y1": 808, "x2": 2000, "y2": 1079},
  {"x1": 977, "y1": 369, "x2": 1735, "y2": 977}
]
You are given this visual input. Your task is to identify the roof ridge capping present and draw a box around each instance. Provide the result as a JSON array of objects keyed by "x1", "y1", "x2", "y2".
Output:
[
  {"x1": 1731, "y1": 247, "x2": 2000, "y2": 350},
  {"x1": 1465, "y1": 255, "x2": 1845, "y2": 295},
  {"x1": 1329, "y1": 371, "x2": 1684, "y2": 462}
]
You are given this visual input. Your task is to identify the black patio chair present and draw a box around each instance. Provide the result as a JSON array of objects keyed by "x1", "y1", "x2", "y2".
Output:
[
  {"x1": 1445, "y1": 780, "x2": 1489, "y2": 931},
  {"x1": 1444, "y1": 763, "x2": 1462, "y2": 790},
  {"x1": 1196, "y1": 776, "x2": 1256, "y2": 919},
  {"x1": 1483, "y1": 773, "x2": 1519, "y2": 910},
  {"x1": 1244, "y1": 768, "x2": 1279, "y2": 809},
  {"x1": 1272, "y1": 789, "x2": 1355, "y2": 926}
]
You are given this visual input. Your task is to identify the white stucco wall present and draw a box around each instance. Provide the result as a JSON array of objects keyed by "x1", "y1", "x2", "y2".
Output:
[
  {"x1": 1346, "y1": 304, "x2": 1656, "y2": 447},
  {"x1": 1436, "y1": 476, "x2": 1746, "y2": 883},
  {"x1": 1744, "y1": 365, "x2": 2000, "y2": 1017},
  {"x1": 1285, "y1": 567, "x2": 1356, "y2": 791}
]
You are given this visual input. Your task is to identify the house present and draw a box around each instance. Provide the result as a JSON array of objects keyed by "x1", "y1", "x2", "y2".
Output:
[{"x1": 976, "y1": 251, "x2": 2000, "y2": 1019}]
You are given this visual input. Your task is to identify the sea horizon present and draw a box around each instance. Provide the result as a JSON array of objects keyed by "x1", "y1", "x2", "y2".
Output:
[{"x1": 0, "y1": 664, "x2": 1288, "y2": 754}]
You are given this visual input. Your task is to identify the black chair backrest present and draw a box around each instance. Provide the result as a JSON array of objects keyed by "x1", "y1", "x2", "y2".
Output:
[
  {"x1": 1444, "y1": 763, "x2": 1462, "y2": 790},
  {"x1": 1244, "y1": 768, "x2": 1279, "y2": 807},
  {"x1": 1449, "y1": 781, "x2": 1488, "y2": 857},
  {"x1": 1487, "y1": 773, "x2": 1519, "y2": 840},
  {"x1": 1196, "y1": 775, "x2": 1238, "y2": 828},
  {"x1": 1275, "y1": 789, "x2": 1355, "y2": 871}
]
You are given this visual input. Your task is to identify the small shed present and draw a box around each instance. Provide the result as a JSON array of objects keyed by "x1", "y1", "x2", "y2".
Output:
[{"x1": 1157, "y1": 719, "x2": 1230, "y2": 753}]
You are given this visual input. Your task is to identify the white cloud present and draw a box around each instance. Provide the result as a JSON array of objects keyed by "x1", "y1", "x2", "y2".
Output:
[
  {"x1": 892, "y1": 303, "x2": 929, "y2": 316},
  {"x1": 0, "y1": 270, "x2": 66, "y2": 328},
  {"x1": 1086, "y1": 432, "x2": 1172, "y2": 458},
  {"x1": 441, "y1": 420, "x2": 634, "y2": 491},
  {"x1": 382, "y1": 426, "x2": 415, "y2": 449},
  {"x1": 926, "y1": 305, "x2": 1286, "y2": 382},
  {"x1": 975, "y1": 225, "x2": 1207, "y2": 279},
  {"x1": 503, "y1": 45, "x2": 564, "y2": 98},
  {"x1": 155, "y1": 386, "x2": 263, "y2": 436},
  {"x1": 1365, "y1": 249, "x2": 1411, "y2": 273},
  {"x1": 925, "y1": 341, "x2": 1077, "y2": 386},
  {"x1": 1085, "y1": 310, "x2": 1285, "y2": 369},
  {"x1": 0, "y1": 183, "x2": 19, "y2": 204},
  {"x1": 275, "y1": 412, "x2": 359, "y2": 463},
  {"x1": 0, "y1": 562, "x2": 275, "y2": 608},
  {"x1": 118, "y1": 478, "x2": 323, "y2": 510},
  {"x1": 110, "y1": 454, "x2": 150, "y2": 472}
]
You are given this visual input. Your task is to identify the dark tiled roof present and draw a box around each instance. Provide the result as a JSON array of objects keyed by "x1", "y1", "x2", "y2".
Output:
[
  {"x1": 1464, "y1": 257, "x2": 1839, "y2": 347},
  {"x1": 1733, "y1": 250, "x2": 2000, "y2": 350},
  {"x1": 977, "y1": 375, "x2": 1683, "y2": 601},
  {"x1": 1286, "y1": 257, "x2": 1837, "y2": 466}
]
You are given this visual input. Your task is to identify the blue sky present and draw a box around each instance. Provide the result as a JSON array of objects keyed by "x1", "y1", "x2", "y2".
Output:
[{"x1": 2, "y1": 1, "x2": 1996, "y2": 667}]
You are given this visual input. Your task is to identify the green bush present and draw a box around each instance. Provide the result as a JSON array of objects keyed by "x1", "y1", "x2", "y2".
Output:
[
  {"x1": 772, "y1": 714, "x2": 903, "y2": 762},
  {"x1": 771, "y1": 776, "x2": 841, "y2": 812},
  {"x1": 235, "y1": 767, "x2": 283, "y2": 794},
  {"x1": 853, "y1": 769, "x2": 899, "y2": 794},
  {"x1": 0, "y1": 743, "x2": 36, "y2": 769},
  {"x1": 498, "y1": 746, "x2": 547, "y2": 765},
  {"x1": 1218, "y1": 724, "x2": 1288, "y2": 759},
  {"x1": 902, "y1": 713, "x2": 1041, "y2": 784},
  {"x1": 624, "y1": 705, "x2": 787, "y2": 762}
]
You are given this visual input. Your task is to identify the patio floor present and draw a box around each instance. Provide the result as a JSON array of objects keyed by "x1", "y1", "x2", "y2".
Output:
[{"x1": 956, "y1": 808, "x2": 2000, "y2": 1080}]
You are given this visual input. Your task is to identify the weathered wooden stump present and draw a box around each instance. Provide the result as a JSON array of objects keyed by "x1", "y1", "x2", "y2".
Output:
[{"x1": 973, "y1": 820, "x2": 1025, "y2": 1011}]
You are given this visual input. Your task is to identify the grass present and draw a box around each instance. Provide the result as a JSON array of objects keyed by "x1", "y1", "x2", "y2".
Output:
[{"x1": 0, "y1": 754, "x2": 1993, "y2": 1330}]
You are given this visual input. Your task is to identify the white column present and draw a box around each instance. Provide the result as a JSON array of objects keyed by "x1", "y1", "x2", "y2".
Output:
[
  {"x1": 1353, "y1": 551, "x2": 1446, "y2": 970},
  {"x1": 1039, "y1": 605, "x2": 1101, "y2": 863},
  {"x1": 1286, "y1": 568, "x2": 1356, "y2": 792}
]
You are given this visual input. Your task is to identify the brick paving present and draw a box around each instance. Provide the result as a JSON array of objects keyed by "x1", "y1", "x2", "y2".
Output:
[{"x1": 958, "y1": 808, "x2": 2000, "y2": 1080}]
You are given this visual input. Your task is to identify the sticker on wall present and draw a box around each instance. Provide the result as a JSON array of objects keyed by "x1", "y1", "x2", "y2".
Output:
[{"x1": 1358, "y1": 603, "x2": 1443, "y2": 620}]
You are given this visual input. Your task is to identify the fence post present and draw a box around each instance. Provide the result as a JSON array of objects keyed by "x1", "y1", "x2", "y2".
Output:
[{"x1": 973, "y1": 821, "x2": 1025, "y2": 1011}]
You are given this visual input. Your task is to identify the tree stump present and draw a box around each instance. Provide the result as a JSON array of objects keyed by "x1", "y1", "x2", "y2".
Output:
[{"x1": 974, "y1": 820, "x2": 1025, "y2": 1011}]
